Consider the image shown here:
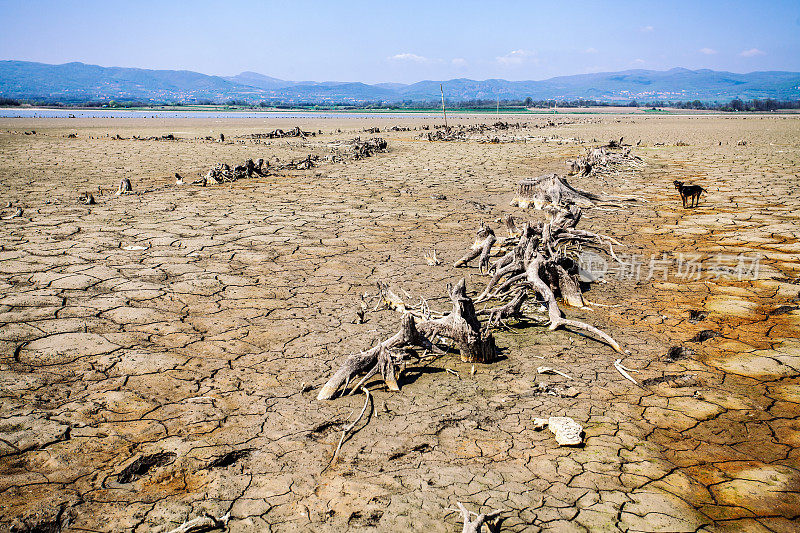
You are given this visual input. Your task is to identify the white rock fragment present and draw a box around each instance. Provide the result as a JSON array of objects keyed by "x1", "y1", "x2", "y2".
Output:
[
  {"x1": 548, "y1": 416, "x2": 584, "y2": 446},
  {"x1": 533, "y1": 416, "x2": 584, "y2": 446}
]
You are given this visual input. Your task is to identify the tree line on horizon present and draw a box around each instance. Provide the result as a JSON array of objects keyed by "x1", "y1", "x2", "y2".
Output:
[{"x1": 0, "y1": 96, "x2": 798, "y2": 112}]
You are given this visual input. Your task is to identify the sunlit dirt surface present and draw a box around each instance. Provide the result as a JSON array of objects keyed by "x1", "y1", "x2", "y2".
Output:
[{"x1": 0, "y1": 114, "x2": 798, "y2": 531}]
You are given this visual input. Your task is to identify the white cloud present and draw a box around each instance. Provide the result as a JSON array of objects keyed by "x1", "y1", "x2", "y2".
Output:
[
  {"x1": 640, "y1": 25, "x2": 654, "y2": 32},
  {"x1": 496, "y1": 49, "x2": 537, "y2": 65},
  {"x1": 740, "y1": 48, "x2": 765, "y2": 57},
  {"x1": 584, "y1": 47, "x2": 598, "y2": 54},
  {"x1": 451, "y1": 57, "x2": 467, "y2": 67},
  {"x1": 699, "y1": 47, "x2": 717, "y2": 55},
  {"x1": 633, "y1": 58, "x2": 646, "y2": 65},
  {"x1": 389, "y1": 53, "x2": 430, "y2": 63}
]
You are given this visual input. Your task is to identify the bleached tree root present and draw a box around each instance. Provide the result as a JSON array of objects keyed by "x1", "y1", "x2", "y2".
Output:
[
  {"x1": 455, "y1": 201, "x2": 624, "y2": 353},
  {"x1": 454, "y1": 224, "x2": 496, "y2": 272},
  {"x1": 318, "y1": 279, "x2": 495, "y2": 401},
  {"x1": 165, "y1": 512, "x2": 230, "y2": 533},
  {"x1": 477, "y1": 289, "x2": 528, "y2": 330},
  {"x1": 451, "y1": 502, "x2": 506, "y2": 533},
  {"x1": 324, "y1": 387, "x2": 372, "y2": 470},
  {"x1": 416, "y1": 279, "x2": 497, "y2": 364},
  {"x1": 116, "y1": 178, "x2": 132, "y2": 195},
  {"x1": 317, "y1": 314, "x2": 423, "y2": 400},
  {"x1": 526, "y1": 253, "x2": 622, "y2": 352}
]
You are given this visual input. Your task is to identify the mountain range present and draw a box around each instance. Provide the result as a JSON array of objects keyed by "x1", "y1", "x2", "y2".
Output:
[{"x1": 1, "y1": 60, "x2": 799, "y2": 104}]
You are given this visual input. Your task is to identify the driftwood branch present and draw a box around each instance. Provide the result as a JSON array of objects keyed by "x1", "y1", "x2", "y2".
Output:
[
  {"x1": 451, "y1": 502, "x2": 505, "y2": 533},
  {"x1": 324, "y1": 387, "x2": 372, "y2": 470},
  {"x1": 454, "y1": 224, "x2": 496, "y2": 272},
  {"x1": 165, "y1": 512, "x2": 230, "y2": 533},
  {"x1": 526, "y1": 253, "x2": 621, "y2": 352}
]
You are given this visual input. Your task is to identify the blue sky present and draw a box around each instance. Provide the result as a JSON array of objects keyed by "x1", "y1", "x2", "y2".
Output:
[{"x1": 0, "y1": 0, "x2": 798, "y2": 83}]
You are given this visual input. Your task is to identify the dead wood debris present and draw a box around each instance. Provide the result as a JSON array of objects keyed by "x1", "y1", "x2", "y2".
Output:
[
  {"x1": 282, "y1": 154, "x2": 318, "y2": 170},
  {"x1": 511, "y1": 174, "x2": 600, "y2": 209},
  {"x1": 194, "y1": 158, "x2": 268, "y2": 186},
  {"x1": 613, "y1": 358, "x2": 640, "y2": 385},
  {"x1": 537, "y1": 366, "x2": 574, "y2": 380},
  {"x1": 566, "y1": 144, "x2": 643, "y2": 177},
  {"x1": 511, "y1": 172, "x2": 642, "y2": 210},
  {"x1": 447, "y1": 502, "x2": 505, "y2": 533},
  {"x1": 132, "y1": 133, "x2": 177, "y2": 141},
  {"x1": 1, "y1": 207, "x2": 23, "y2": 219},
  {"x1": 116, "y1": 452, "x2": 176, "y2": 483},
  {"x1": 164, "y1": 512, "x2": 230, "y2": 533},
  {"x1": 326, "y1": 137, "x2": 389, "y2": 162},
  {"x1": 349, "y1": 137, "x2": 388, "y2": 159},
  {"x1": 424, "y1": 248, "x2": 441, "y2": 266},
  {"x1": 454, "y1": 223, "x2": 496, "y2": 272},
  {"x1": 324, "y1": 386, "x2": 372, "y2": 470},
  {"x1": 179, "y1": 138, "x2": 388, "y2": 186},
  {"x1": 115, "y1": 178, "x2": 132, "y2": 195},
  {"x1": 241, "y1": 126, "x2": 313, "y2": 139},
  {"x1": 319, "y1": 173, "x2": 626, "y2": 404},
  {"x1": 423, "y1": 121, "x2": 526, "y2": 142},
  {"x1": 690, "y1": 330, "x2": 721, "y2": 343},
  {"x1": 317, "y1": 279, "x2": 496, "y2": 400},
  {"x1": 463, "y1": 207, "x2": 623, "y2": 351},
  {"x1": 78, "y1": 192, "x2": 95, "y2": 205}
]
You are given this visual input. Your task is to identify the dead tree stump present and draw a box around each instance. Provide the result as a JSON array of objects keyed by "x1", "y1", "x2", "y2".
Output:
[{"x1": 317, "y1": 279, "x2": 495, "y2": 400}]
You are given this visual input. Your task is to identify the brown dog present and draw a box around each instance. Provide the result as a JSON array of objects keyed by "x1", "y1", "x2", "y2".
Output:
[{"x1": 674, "y1": 180, "x2": 706, "y2": 208}]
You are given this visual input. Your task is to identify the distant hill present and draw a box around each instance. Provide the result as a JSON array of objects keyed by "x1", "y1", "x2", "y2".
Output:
[
  {"x1": 1, "y1": 60, "x2": 799, "y2": 104},
  {"x1": 223, "y1": 71, "x2": 294, "y2": 90},
  {"x1": 0, "y1": 60, "x2": 259, "y2": 102}
]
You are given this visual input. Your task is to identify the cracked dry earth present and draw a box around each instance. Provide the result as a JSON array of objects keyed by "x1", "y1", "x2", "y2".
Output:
[{"x1": 0, "y1": 114, "x2": 798, "y2": 532}]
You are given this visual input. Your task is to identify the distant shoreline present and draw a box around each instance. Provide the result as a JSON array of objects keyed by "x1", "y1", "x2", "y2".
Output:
[{"x1": 1, "y1": 105, "x2": 798, "y2": 118}]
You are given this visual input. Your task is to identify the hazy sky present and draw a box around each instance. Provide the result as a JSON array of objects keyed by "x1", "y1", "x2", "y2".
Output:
[{"x1": 1, "y1": 0, "x2": 798, "y2": 83}]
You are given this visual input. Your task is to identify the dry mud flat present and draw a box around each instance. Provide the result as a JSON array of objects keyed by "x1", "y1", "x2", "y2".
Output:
[{"x1": 0, "y1": 114, "x2": 798, "y2": 532}]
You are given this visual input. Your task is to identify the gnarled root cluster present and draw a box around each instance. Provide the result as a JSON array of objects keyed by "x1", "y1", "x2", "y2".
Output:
[
  {"x1": 195, "y1": 158, "x2": 267, "y2": 186},
  {"x1": 317, "y1": 279, "x2": 496, "y2": 400},
  {"x1": 510, "y1": 172, "x2": 641, "y2": 210},
  {"x1": 454, "y1": 222, "x2": 496, "y2": 272},
  {"x1": 567, "y1": 144, "x2": 643, "y2": 176},
  {"x1": 241, "y1": 126, "x2": 313, "y2": 139},
  {"x1": 325, "y1": 137, "x2": 390, "y2": 164},
  {"x1": 463, "y1": 205, "x2": 623, "y2": 352},
  {"x1": 423, "y1": 121, "x2": 526, "y2": 142},
  {"x1": 281, "y1": 154, "x2": 318, "y2": 170},
  {"x1": 319, "y1": 202, "x2": 622, "y2": 401},
  {"x1": 350, "y1": 137, "x2": 388, "y2": 159},
  {"x1": 319, "y1": 171, "x2": 625, "y2": 402}
]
